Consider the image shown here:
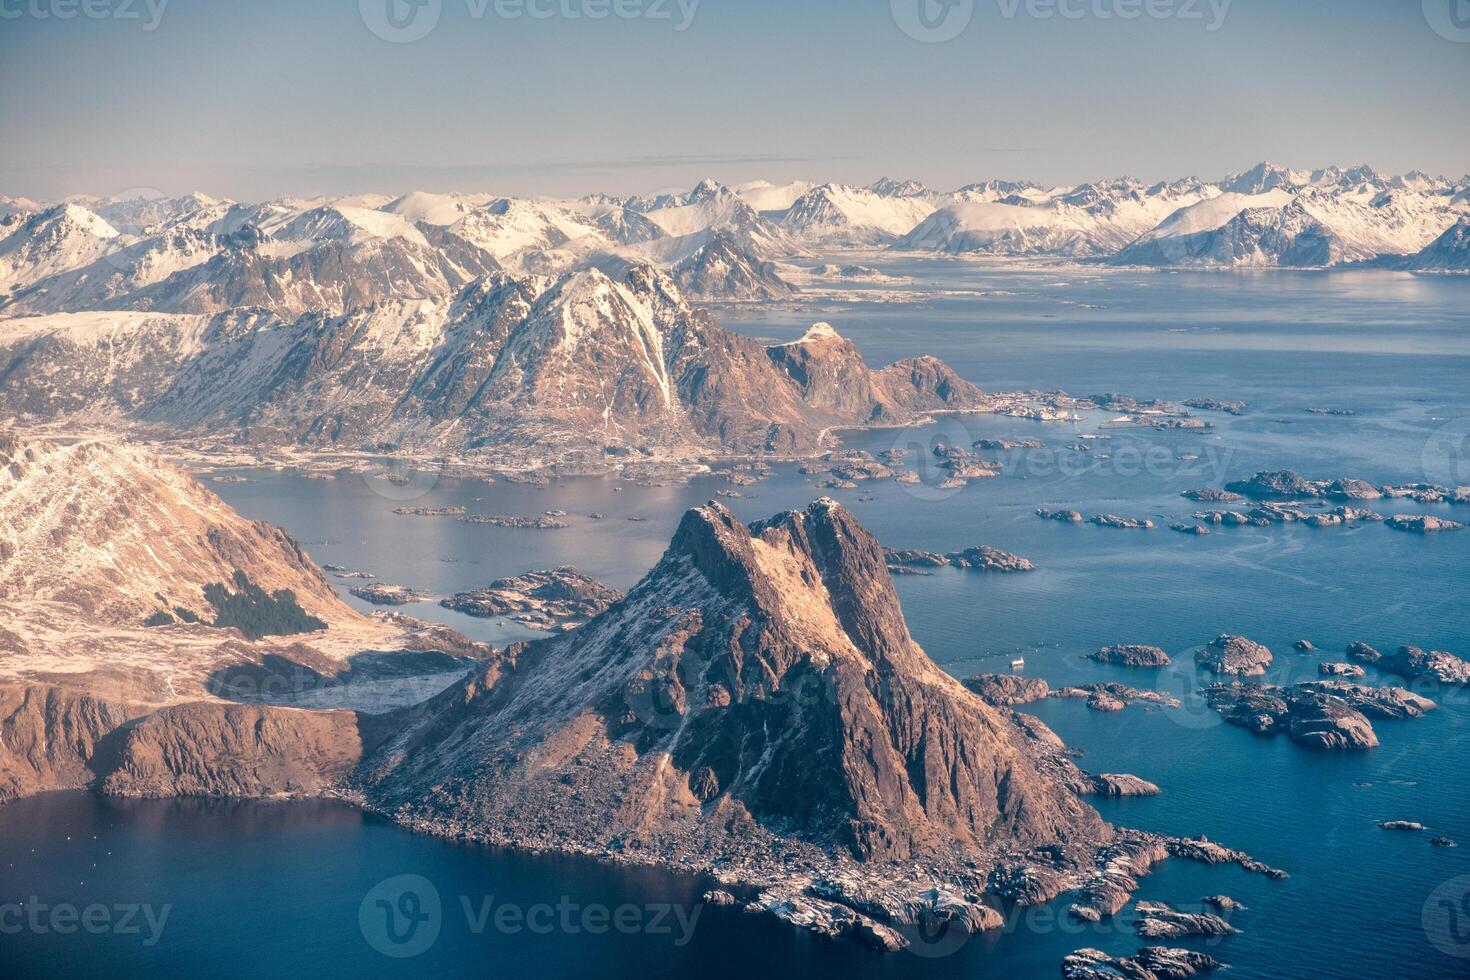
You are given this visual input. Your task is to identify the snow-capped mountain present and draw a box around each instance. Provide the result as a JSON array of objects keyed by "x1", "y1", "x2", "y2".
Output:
[
  {"x1": 0, "y1": 203, "x2": 121, "y2": 293},
  {"x1": 0, "y1": 429, "x2": 487, "y2": 802},
  {"x1": 88, "y1": 192, "x2": 225, "y2": 235},
  {"x1": 120, "y1": 218, "x2": 498, "y2": 318},
  {"x1": 1108, "y1": 190, "x2": 1296, "y2": 265},
  {"x1": 0, "y1": 265, "x2": 984, "y2": 457},
  {"x1": 1, "y1": 163, "x2": 1463, "y2": 320},
  {"x1": 867, "y1": 176, "x2": 933, "y2": 199},
  {"x1": 899, "y1": 177, "x2": 1218, "y2": 256},
  {"x1": 1406, "y1": 216, "x2": 1470, "y2": 271},
  {"x1": 1110, "y1": 182, "x2": 1463, "y2": 268},
  {"x1": 6, "y1": 226, "x2": 222, "y2": 314},
  {"x1": 640, "y1": 179, "x2": 803, "y2": 257},
  {"x1": 673, "y1": 230, "x2": 795, "y2": 300},
  {"x1": 779, "y1": 183, "x2": 938, "y2": 246},
  {"x1": 731, "y1": 179, "x2": 817, "y2": 212}
]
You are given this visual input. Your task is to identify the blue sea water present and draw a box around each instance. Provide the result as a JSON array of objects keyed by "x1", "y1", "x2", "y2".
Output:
[{"x1": 2, "y1": 262, "x2": 1467, "y2": 978}]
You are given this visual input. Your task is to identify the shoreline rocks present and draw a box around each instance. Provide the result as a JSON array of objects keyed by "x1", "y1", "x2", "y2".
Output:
[
  {"x1": 963, "y1": 674, "x2": 1050, "y2": 706},
  {"x1": 1091, "y1": 773, "x2": 1162, "y2": 797},
  {"x1": 349, "y1": 583, "x2": 431, "y2": 606},
  {"x1": 1132, "y1": 900, "x2": 1238, "y2": 939}
]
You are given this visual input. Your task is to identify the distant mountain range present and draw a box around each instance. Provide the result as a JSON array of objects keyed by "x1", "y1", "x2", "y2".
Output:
[
  {"x1": 0, "y1": 163, "x2": 1463, "y2": 459},
  {"x1": 1, "y1": 163, "x2": 1464, "y2": 320}
]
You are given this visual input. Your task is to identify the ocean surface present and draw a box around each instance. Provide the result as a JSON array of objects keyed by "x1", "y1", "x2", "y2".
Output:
[{"x1": 3, "y1": 260, "x2": 1468, "y2": 978}]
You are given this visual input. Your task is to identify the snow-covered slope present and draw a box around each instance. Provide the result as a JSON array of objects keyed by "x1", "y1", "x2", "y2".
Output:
[
  {"x1": 900, "y1": 178, "x2": 1217, "y2": 256},
  {"x1": 779, "y1": 183, "x2": 938, "y2": 245},
  {"x1": 641, "y1": 179, "x2": 801, "y2": 257},
  {"x1": 6, "y1": 227, "x2": 222, "y2": 314},
  {"x1": 1111, "y1": 184, "x2": 1464, "y2": 267},
  {"x1": 89, "y1": 192, "x2": 225, "y2": 235},
  {"x1": 867, "y1": 177, "x2": 934, "y2": 199},
  {"x1": 673, "y1": 230, "x2": 795, "y2": 300},
  {"x1": 3, "y1": 164, "x2": 1463, "y2": 310},
  {"x1": 1406, "y1": 216, "x2": 1470, "y2": 271},
  {"x1": 1109, "y1": 190, "x2": 1296, "y2": 265},
  {"x1": 732, "y1": 179, "x2": 817, "y2": 212},
  {"x1": 0, "y1": 204, "x2": 121, "y2": 293},
  {"x1": 0, "y1": 432, "x2": 352, "y2": 627}
]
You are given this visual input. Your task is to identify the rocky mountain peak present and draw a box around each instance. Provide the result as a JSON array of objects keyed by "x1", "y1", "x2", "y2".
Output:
[{"x1": 366, "y1": 498, "x2": 1102, "y2": 868}]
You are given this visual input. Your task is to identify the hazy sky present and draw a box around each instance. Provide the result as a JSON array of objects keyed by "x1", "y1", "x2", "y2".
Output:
[{"x1": 3, "y1": 0, "x2": 1468, "y2": 201}]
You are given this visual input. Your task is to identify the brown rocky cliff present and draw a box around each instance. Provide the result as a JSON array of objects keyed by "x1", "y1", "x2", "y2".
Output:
[
  {"x1": 0, "y1": 684, "x2": 151, "y2": 802},
  {"x1": 101, "y1": 702, "x2": 363, "y2": 799},
  {"x1": 363, "y1": 499, "x2": 1103, "y2": 867}
]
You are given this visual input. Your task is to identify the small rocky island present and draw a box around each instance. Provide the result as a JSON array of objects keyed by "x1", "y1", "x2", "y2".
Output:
[
  {"x1": 1183, "y1": 398, "x2": 1247, "y2": 416},
  {"x1": 458, "y1": 514, "x2": 570, "y2": 529},
  {"x1": 1091, "y1": 644, "x2": 1172, "y2": 667},
  {"x1": 884, "y1": 546, "x2": 1036, "y2": 574},
  {"x1": 1132, "y1": 900, "x2": 1239, "y2": 938},
  {"x1": 1182, "y1": 487, "x2": 1247, "y2": 503},
  {"x1": 442, "y1": 567, "x2": 622, "y2": 631},
  {"x1": 1091, "y1": 514, "x2": 1156, "y2": 529},
  {"x1": 1385, "y1": 514, "x2": 1464, "y2": 533},
  {"x1": 1053, "y1": 683, "x2": 1181, "y2": 712},
  {"x1": 964, "y1": 675, "x2": 1179, "y2": 714},
  {"x1": 1347, "y1": 642, "x2": 1470, "y2": 685},
  {"x1": 1062, "y1": 947, "x2": 1225, "y2": 980},
  {"x1": 1195, "y1": 635, "x2": 1273, "y2": 676},
  {"x1": 1206, "y1": 680, "x2": 1436, "y2": 750},
  {"x1": 1223, "y1": 469, "x2": 1470, "y2": 505},
  {"x1": 962, "y1": 673, "x2": 1052, "y2": 706},
  {"x1": 349, "y1": 583, "x2": 431, "y2": 606}
]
